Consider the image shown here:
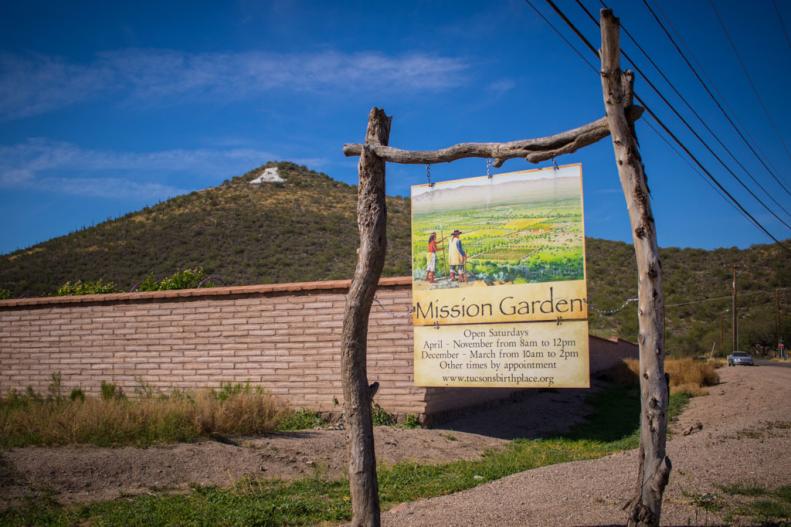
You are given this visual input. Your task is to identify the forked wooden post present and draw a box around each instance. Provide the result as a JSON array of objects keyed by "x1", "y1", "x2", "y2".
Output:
[
  {"x1": 340, "y1": 107, "x2": 390, "y2": 527},
  {"x1": 599, "y1": 9, "x2": 670, "y2": 526},
  {"x1": 341, "y1": 12, "x2": 665, "y2": 523}
]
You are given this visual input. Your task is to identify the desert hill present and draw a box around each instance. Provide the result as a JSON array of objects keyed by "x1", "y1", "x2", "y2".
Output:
[{"x1": 1, "y1": 162, "x2": 788, "y2": 356}]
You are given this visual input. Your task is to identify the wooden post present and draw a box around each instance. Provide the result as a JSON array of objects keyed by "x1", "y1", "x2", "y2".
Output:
[
  {"x1": 340, "y1": 107, "x2": 390, "y2": 527},
  {"x1": 732, "y1": 265, "x2": 738, "y2": 352},
  {"x1": 720, "y1": 313, "x2": 725, "y2": 356},
  {"x1": 776, "y1": 289, "x2": 781, "y2": 355},
  {"x1": 340, "y1": 47, "x2": 648, "y2": 525},
  {"x1": 599, "y1": 9, "x2": 671, "y2": 527}
]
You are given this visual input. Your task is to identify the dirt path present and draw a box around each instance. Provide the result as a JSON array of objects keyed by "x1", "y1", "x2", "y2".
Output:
[
  {"x1": 0, "y1": 384, "x2": 592, "y2": 506},
  {"x1": 4, "y1": 365, "x2": 786, "y2": 525},
  {"x1": 381, "y1": 363, "x2": 791, "y2": 526}
]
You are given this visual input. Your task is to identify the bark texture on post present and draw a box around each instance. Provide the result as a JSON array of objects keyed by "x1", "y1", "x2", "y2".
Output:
[
  {"x1": 341, "y1": 107, "x2": 391, "y2": 527},
  {"x1": 343, "y1": 107, "x2": 644, "y2": 166},
  {"x1": 599, "y1": 9, "x2": 670, "y2": 527}
]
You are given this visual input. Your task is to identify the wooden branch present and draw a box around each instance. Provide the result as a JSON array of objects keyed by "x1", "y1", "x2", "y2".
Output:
[
  {"x1": 340, "y1": 107, "x2": 390, "y2": 527},
  {"x1": 342, "y1": 107, "x2": 643, "y2": 167},
  {"x1": 599, "y1": 9, "x2": 670, "y2": 527}
]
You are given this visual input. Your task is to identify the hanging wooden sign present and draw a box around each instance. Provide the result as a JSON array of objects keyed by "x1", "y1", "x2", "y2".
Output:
[{"x1": 411, "y1": 164, "x2": 589, "y2": 388}]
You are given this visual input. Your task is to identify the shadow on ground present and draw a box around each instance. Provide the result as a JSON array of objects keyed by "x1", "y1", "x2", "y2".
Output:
[{"x1": 431, "y1": 377, "x2": 641, "y2": 442}]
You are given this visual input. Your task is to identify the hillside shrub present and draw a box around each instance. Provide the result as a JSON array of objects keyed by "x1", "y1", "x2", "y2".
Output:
[
  {"x1": 0, "y1": 288, "x2": 10, "y2": 300},
  {"x1": 137, "y1": 267, "x2": 209, "y2": 291},
  {"x1": 56, "y1": 279, "x2": 118, "y2": 296}
]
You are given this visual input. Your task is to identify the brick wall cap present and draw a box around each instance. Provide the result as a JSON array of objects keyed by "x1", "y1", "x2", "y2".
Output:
[{"x1": 0, "y1": 276, "x2": 413, "y2": 309}]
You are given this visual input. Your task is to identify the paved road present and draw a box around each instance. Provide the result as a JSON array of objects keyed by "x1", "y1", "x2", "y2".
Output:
[
  {"x1": 756, "y1": 359, "x2": 791, "y2": 368},
  {"x1": 381, "y1": 365, "x2": 791, "y2": 526}
]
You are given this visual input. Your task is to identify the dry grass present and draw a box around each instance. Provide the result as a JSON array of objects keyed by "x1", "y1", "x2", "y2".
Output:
[
  {"x1": 0, "y1": 384, "x2": 290, "y2": 448},
  {"x1": 665, "y1": 358, "x2": 720, "y2": 394},
  {"x1": 709, "y1": 358, "x2": 726, "y2": 369},
  {"x1": 603, "y1": 358, "x2": 720, "y2": 396}
]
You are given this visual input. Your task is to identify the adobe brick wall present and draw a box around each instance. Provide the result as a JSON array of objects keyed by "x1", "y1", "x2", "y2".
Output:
[
  {"x1": 0, "y1": 278, "x2": 636, "y2": 418},
  {"x1": 589, "y1": 335, "x2": 640, "y2": 372}
]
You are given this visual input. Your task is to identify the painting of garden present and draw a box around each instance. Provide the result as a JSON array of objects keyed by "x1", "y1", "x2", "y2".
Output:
[{"x1": 411, "y1": 166, "x2": 586, "y2": 289}]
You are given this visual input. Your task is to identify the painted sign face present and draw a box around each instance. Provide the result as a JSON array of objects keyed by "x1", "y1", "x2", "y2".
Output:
[{"x1": 411, "y1": 164, "x2": 590, "y2": 388}]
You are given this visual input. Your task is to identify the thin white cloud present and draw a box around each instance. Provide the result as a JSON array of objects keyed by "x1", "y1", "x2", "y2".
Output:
[
  {"x1": 593, "y1": 187, "x2": 623, "y2": 195},
  {"x1": 486, "y1": 79, "x2": 516, "y2": 95},
  {"x1": 0, "y1": 138, "x2": 280, "y2": 200},
  {"x1": 0, "y1": 49, "x2": 469, "y2": 120},
  {"x1": 0, "y1": 53, "x2": 111, "y2": 120},
  {"x1": 35, "y1": 177, "x2": 186, "y2": 200}
]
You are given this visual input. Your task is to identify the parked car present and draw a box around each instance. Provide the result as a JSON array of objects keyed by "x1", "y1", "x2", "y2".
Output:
[{"x1": 727, "y1": 351, "x2": 754, "y2": 366}]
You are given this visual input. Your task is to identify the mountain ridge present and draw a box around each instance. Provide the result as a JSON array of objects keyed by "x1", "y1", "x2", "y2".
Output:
[{"x1": 2, "y1": 161, "x2": 788, "y2": 355}]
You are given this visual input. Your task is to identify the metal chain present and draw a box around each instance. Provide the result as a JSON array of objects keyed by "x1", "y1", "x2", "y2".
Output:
[{"x1": 587, "y1": 297, "x2": 639, "y2": 316}]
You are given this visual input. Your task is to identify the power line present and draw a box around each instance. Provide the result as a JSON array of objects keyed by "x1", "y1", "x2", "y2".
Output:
[
  {"x1": 524, "y1": 0, "x2": 599, "y2": 74},
  {"x1": 540, "y1": 0, "x2": 791, "y2": 252},
  {"x1": 525, "y1": 0, "x2": 737, "y2": 221},
  {"x1": 772, "y1": 0, "x2": 791, "y2": 53},
  {"x1": 590, "y1": 0, "x2": 791, "y2": 219},
  {"x1": 573, "y1": 0, "x2": 791, "y2": 231},
  {"x1": 523, "y1": 0, "x2": 733, "y2": 211},
  {"x1": 646, "y1": 0, "x2": 781, "y2": 182},
  {"x1": 666, "y1": 287, "x2": 791, "y2": 308},
  {"x1": 637, "y1": 106, "x2": 790, "y2": 250},
  {"x1": 707, "y1": 0, "x2": 791, "y2": 166},
  {"x1": 537, "y1": 0, "x2": 766, "y2": 228},
  {"x1": 641, "y1": 116, "x2": 748, "y2": 222},
  {"x1": 640, "y1": 0, "x2": 791, "y2": 198},
  {"x1": 652, "y1": 2, "x2": 784, "y2": 190},
  {"x1": 592, "y1": 288, "x2": 790, "y2": 314}
]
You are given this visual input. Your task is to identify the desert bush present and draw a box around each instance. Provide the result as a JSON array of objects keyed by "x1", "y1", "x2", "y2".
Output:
[
  {"x1": 612, "y1": 358, "x2": 719, "y2": 396},
  {"x1": 0, "y1": 288, "x2": 10, "y2": 299},
  {"x1": 277, "y1": 409, "x2": 326, "y2": 431},
  {"x1": 56, "y1": 279, "x2": 118, "y2": 296},
  {"x1": 664, "y1": 358, "x2": 720, "y2": 393},
  {"x1": 137, "y1": 267, "x2": 209, "y2": 291},
  {"x1": 0, "y1": 383, "x2": 291, "y2": 447},
  {"x1": 371, "y1": 403, "x2": 396, "y2": 426},
  {"x1": 100, "y1": 381, "x2": 125, "y2": 401}
]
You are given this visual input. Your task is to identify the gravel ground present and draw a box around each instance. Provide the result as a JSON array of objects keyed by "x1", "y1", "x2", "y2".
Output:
[
  {"x1": 0, "y1": 383, "x2": 593, "y2": 507},
  {"x1": 3, "y1": 364, "x2": 787, "y2": 526},
  {"x1": 0, "y1": 427, "x2": 504, "y2": 506},
  {"x1": 381, "y1": 363, "x2": 791, "y2": 526}
]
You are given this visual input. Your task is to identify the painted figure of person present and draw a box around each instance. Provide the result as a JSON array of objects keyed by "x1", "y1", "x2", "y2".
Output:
[
  {"x1": 426, "y1": 232, "x2": 437, "y2": 283},
  {"x1": 448, "y1": 229, "x2": 467, "y2": 282}
]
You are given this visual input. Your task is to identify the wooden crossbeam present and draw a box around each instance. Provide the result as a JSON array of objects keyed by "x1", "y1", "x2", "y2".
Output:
[{"x1": 343, "y1": 106, "x2": 643, "y2": 167}]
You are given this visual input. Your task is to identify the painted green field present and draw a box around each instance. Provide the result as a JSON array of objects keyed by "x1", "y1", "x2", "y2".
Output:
[{"x1": 412, "y1": 198, "x2": 584, "y2": 285}]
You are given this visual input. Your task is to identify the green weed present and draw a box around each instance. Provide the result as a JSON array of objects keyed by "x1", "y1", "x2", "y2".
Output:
[
  {"x1": 276, "y1": 409, "x2": 326, "y2": 431},
  {"x1": 371, "y1": 404, "x2": 396, "y2": 426},
  {"x1": 0, "y1": 384, "x2": 691, "y2": 526}
]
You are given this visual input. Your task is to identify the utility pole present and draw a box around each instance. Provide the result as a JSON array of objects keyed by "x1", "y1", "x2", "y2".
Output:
[
  {"x1": 732, "y1": 266, "x2": 738, "y2": 352},
  {"x1": 776, "y1": 289, "x2": 781, "y2": 354},
  {"x1": 720, "y1": 314, "x2": 725, "y2": 357}
]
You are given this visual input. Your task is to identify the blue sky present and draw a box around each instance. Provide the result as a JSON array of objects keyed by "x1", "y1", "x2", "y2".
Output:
[{"x1": 1, "y1": 0, "x2": 790, "y2": 253}]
